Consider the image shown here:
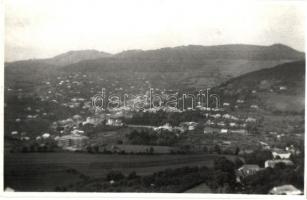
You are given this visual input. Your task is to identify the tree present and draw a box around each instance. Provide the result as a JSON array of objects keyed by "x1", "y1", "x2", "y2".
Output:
[
  {"x1": 127, "y1": 171, "x2": 138, "y2": 180},
  {"x1": 214, "y1": 145, "x2": 221, "y2": 154},
  {"x1": 106, "y1": 171, "x2": 125, "y2": 181},
  {"x1": 235, "y1": 147, "x2": 240, "y2": 155},
  {"x1": 214, "y1": 157, "x2": 235, "y2": 173},
  {"x1": 213, "y1": 157, "x2": 237, "y2": 189},
  {"x1": 149, "y1": 147, "x2": 154, "y2": 154},
  {"x1": 243, "y1": 150, "x2": 273, "y2": 167}
]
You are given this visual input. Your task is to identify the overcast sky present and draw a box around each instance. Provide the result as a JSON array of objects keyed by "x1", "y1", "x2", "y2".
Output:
[{"x1": 5, "y1": 0, "x2": 305, "y2": 61}]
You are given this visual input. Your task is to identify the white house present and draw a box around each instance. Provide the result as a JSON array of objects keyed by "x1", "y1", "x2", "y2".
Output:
[
  {"x1": 236, "y1": 99, "x2": 244, "y2": 103},
  {"x1": 217, "y1": 122, "x2": 226, "y2": 127},
  {"x1": 229, "y1": 122, "x2": 237, "y2": 127},
  {"x1": 42, "y1": 133, "x2": 50, "y2": 139},
  {"x1": 272, "y1": 148, "x2": 291, "y2": 159},
  {"x1": 250, "y1": 105, "x2": 259, "y2": 109},
  {"x1": 223, "y1": 102, "x2": 230, "y2": 106},
  {"x1": 220, "y1": 129, "x2": 228, "y2": 134},
  {"x1": 265, "y1": 159, "x2": 294, "y2": 168},
  {"x1": 272, "y1": 151, "x2": 291, "y2": 159},
  {"x1": 246, "y1": 117, "x2": 257, "y2": 123},
  {"x1": 279, "y1": 86, "x2": 287, "y2": 90},
  {"x1": 11, "y1": 131, "x2": 18, "y2": 135},
  {"x1": 223, "y1": 114, "x2": 231, "y2": 119},
  {"x1": 157, "y1": 123, "x2": 173, "y2": 132}
]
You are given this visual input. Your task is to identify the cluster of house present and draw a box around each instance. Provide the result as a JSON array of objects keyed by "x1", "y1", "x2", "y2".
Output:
[
  {"x1": 10, "y1": 130, "x2": 30, "y2": 141},
  {"x1": 50, "y1": 111, "x2": 128, "y2": 151},
  {"x1": 223, "y1": 99, "x2": 260, "y2": 110},
  {"x1": 11, "y1": 105, "x2": 49, "y2": 125},
  {"x1": 203, "y1": 113, "x2": 256, "y2": 135},
  {"x1": 149, "y1": 122, "x2": 199, "y2": 134},
  {"x1": 235, "y1": 147, "x2": 302, "y2": 195},
  {"x1": 130, "y1": 111, "x2": 255, "y2": 136},
  {"x1": 52, "y1": 116, "x2": 90, "y2": 151},
  {"x1": 61, "y1": 97, "x2": 86, "y2": 109}
]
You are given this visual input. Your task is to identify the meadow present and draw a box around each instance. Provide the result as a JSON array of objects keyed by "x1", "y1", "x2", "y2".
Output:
[{"x1": 4, "y1": 152, "x2": 238, "y2": 191}]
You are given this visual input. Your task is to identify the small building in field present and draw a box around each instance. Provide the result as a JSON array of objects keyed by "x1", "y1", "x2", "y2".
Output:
[
  {"x1": 220, "y1": 129, "x2": 228, "y2": 134},
  {"x1": 279, "y1": 86, "x2": 287, "y2": 91},
  {"x1": 57, "y1": 134, "x2": 89, "y2": 151},
  {"x1": 203, "y1": 127, "x2": 219, "y2": 134},
  {"x1": 230, "y1": 129, "x2": 248, "y2": 135},
  {"x1": 106, "y1": 118, "x2": 123, "y2": 127},
  {"x1": 179, "y1": 122, "x2": 198, "y2": 131}
]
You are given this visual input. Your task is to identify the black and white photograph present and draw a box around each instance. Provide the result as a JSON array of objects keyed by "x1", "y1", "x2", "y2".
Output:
[{"x1": 2, "y1": 0, "x2": 306, "y2": 197}]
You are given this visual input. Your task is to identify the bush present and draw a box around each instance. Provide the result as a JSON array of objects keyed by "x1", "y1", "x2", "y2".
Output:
[
  {"x1": 106, "y1": 170, "x2": 125, "y2": 181},
  {"x1": 128, "y1": 171, "x2": 138, "y2": 179}
]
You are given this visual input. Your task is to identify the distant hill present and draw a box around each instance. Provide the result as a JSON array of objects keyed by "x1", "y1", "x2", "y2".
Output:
[
  {"x1": 219, "y1": 60, "x2": 305, "y2": 93},
  {"x1": 5, "y1": 44, "x2": 305, "y2": 89},
  {"x1": 5, "y1": 49, "x2": 111, "y2": 69},
  {"x1": 5, "y1": 50, "x2": 111, "y2": 88},
  {"x1": 117, "y1": 43, "x2": 304, "y2": 60},
  {"x1": 63, "y1": 44, "x2": 304, "y2": 72},
  {"x1": 217, "y1": 60, "x2": 305, "y2": 113},
  {"x1": 43, "y1": 50, "x2": 112, "y2": 66},
  {"x1": 61, "y1": 44, "x2": 304, "y2": 88}
]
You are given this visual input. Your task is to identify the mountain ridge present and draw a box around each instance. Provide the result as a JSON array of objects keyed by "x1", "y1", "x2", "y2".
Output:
[
  {"x1": 5, "y1": 43, "x2": 305, "y2": 89},
  {"x1": 5, "y1": 43, "x2": 304, "y2": 65}
]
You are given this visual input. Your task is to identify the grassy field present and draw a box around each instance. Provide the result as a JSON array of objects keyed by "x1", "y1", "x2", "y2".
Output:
[{"x1": 4, "y1": 152, "x2": 239, "y2": 191}]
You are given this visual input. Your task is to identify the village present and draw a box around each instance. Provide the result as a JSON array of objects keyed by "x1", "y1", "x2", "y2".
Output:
[{"x1": 4, "y1": 70, "x2": 304, "y2": 194}]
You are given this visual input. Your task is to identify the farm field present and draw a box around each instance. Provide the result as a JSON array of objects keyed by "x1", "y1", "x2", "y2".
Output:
[{"x1": 4, "y1": 152, "x2": 240, "y2": 191}]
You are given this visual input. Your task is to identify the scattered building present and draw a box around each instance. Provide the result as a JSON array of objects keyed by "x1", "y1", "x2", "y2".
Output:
[
  {"x1": 236, "y1": 99, "x2": 244, "y2": 104},
  {"x1": 250, "y1": 105, "x2": 259, "y2": 109}
]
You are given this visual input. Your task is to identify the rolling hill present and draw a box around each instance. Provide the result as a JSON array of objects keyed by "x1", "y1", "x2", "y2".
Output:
[
  {"x1": 5, "y1": 44, "x2": 305, "y2": 90},
  {"x1": 43, "y1": 50, "x2": 112, "y2": 66},
  {"x1": 217, "y1": 60, "x2": 305, "y2": 113}
]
